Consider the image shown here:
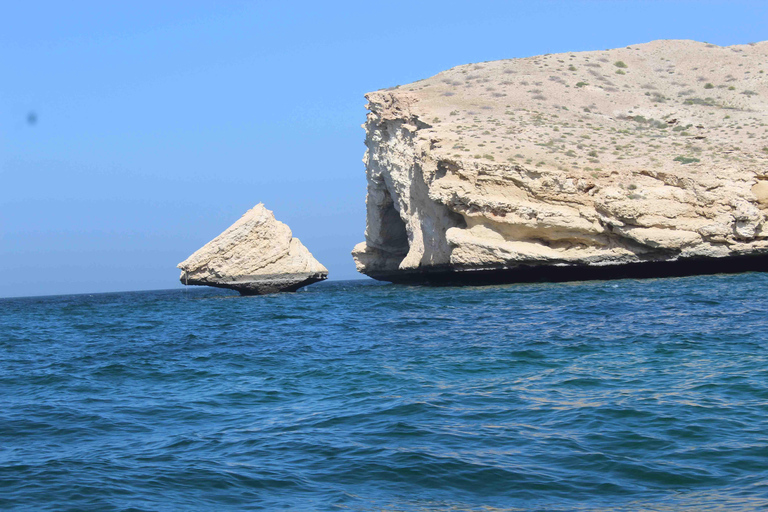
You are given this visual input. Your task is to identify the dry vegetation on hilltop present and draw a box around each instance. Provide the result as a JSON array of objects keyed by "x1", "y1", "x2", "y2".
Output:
[{"x1": 396, "y1": 40, "x2": 768, "y2": 180}]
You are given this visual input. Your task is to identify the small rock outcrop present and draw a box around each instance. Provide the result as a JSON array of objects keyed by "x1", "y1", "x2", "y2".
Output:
[
  {"x1": 178, "y1": 204, "x2": 327, "y2": 295},
  {"x1": 353, "y1": 40, "x2": 768, "y2": 284}
]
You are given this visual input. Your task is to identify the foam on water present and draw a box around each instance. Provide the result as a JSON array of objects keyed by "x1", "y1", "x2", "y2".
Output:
[{"x1": 1, "y1": 274, "x2": 767, "y2": 510}]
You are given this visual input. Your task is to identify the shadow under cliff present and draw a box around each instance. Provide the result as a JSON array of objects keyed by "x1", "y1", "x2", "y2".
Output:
[{"x1": 362, "y1": 253, "x2": 768, "y2": 286}]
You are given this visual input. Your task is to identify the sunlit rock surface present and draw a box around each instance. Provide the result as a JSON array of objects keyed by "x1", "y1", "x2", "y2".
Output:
[
  {"x1": 179, "y1": 204, "x2": 327, "y2": 295},
  {"x1": 353, "y1": 40, "x2": 768, "y2": 284}
]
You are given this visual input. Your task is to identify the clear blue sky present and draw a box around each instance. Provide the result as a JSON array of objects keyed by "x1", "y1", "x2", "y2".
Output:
[{"x1": 2, "y1": 1, "x2": 766, "y2": 297}]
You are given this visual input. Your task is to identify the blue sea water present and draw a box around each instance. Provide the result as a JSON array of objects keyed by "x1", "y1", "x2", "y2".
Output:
[{"x1": 1, "y1": 274, "x2": 767, "y2": 511}]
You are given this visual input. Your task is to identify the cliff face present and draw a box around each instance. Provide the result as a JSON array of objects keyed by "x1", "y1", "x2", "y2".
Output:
[
  {"x1": 178, "y1": 204, "x2": 327, "y2": 295},
  {"x1": 352, "y1": 40, "x2": 768, "y2": 283}
]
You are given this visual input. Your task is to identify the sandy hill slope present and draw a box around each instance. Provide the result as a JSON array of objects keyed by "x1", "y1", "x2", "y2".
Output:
[{"x1": 352, "y1": 40, "x2": 768, "y2": 282}]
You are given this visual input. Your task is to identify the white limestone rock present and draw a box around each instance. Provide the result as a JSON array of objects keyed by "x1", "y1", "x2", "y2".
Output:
[
  {"x1": 178, "y1": 204, "x2": 327, "y2": 295},
  {"x1": 352, "y1": 40, "x2": 768, "y2": 283}
]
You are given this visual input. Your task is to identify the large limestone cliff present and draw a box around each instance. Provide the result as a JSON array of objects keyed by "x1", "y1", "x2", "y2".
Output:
[
  {"x1": 178, "y1": 204, "x2": 327, "y2": 295},
  {"x1": 353, "y1": 40, "x2": 768, "y2": 284}
]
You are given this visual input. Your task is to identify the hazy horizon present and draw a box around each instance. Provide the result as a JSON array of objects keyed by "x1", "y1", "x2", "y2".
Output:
[{"x1": 3, "y1": 1, "x2": 767, "y2": 298}]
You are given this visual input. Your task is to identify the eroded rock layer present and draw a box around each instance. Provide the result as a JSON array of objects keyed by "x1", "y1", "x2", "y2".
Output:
[
  {"x1": 179, "y1": 204, "x2": 327, "y2": 295},
  {"x1": 352, "y1": 40, "x2": 768, "y2": 283}
]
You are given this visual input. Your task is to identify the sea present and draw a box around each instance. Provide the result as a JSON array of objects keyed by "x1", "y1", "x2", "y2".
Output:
[{"x1": 1, "y1": 274, "x2": 767, "y2": 511}]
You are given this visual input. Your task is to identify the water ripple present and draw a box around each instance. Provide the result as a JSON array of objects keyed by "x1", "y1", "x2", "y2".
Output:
[{"x1": 1, "y1": 273, "x2": 768, "y2": 510}]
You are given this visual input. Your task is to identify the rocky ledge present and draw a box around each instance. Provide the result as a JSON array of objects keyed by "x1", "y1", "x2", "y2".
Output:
[
  {"x1": 352, "y1": 39, "x2": 768, "y2": 284},
  {"x1": 178, "y1": 204, "x2": 327, "y2": 295}
]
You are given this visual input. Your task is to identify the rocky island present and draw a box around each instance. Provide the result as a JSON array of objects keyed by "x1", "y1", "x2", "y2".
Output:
[
  {"x1": 178, "y1": 204, "x2": 327, "y2": 295},
  {"x1": 352, "y1": 40, "x2": 768, "y2": 284}
]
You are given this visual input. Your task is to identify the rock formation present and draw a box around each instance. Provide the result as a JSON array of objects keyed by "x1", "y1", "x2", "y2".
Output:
[
  {"x1": 352, "y1": 40, "x2": 768, "y2": 284},
  {"x1": 178, "y1": 204, "x2": 327, "y2": 295}
]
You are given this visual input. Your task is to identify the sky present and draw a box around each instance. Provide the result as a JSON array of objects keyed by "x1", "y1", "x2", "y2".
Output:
[{"x1": 1, "y1": 0, "x2": 767, "y2": 297}]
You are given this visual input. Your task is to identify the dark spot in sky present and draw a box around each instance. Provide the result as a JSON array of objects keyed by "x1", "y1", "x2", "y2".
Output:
[{"x1": 27, "y1": 111, "x2": 37, "y2": 125}]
